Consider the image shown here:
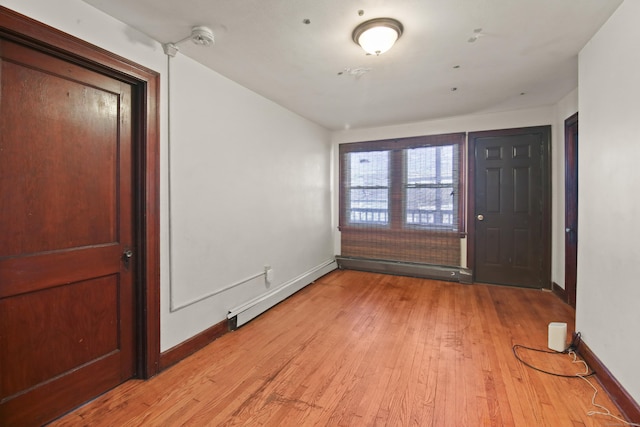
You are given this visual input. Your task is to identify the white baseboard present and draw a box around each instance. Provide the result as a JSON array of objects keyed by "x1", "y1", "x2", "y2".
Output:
[{"x1": 227, "y1": 259, "x2": 337, "y2": 329}]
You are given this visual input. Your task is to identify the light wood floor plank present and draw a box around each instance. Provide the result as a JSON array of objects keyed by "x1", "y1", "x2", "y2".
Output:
[{"x1": 50, "y1": 270, "x2": 628, "y2": 426}]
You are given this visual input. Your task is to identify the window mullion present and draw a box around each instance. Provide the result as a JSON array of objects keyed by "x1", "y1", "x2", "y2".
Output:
[
  {"x1": 390, "y1": 149, "x2": 404, "y2": 229},
  {"x1": 435, "y1": 146, "x2": 442, "y2": 225}
]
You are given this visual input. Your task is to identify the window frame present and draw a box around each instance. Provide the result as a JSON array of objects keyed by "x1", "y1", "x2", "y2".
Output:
[{"x1": 339, "y1": 133, "x2": 466, "y2": 236}]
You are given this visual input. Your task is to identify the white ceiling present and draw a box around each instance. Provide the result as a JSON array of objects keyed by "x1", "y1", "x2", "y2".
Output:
[{"x1": 84, "y1": 0, "x2": 622, "y2": 131}]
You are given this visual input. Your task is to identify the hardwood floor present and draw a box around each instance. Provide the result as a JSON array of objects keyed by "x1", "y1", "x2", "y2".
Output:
[{"x1": 51, "y1": 270, "x2": 627, "y2": 426}]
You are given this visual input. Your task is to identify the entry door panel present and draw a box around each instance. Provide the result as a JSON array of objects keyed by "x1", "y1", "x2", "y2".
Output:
[
  {"x1": 564, "y1": 113, "x2": 579, "y2": 307},
  {"x1": 471, "y1": 127, "x2": 550, "y2": 288},
  {"x1": 0, "y1": 38, "x2": 134, "y2": 425}
]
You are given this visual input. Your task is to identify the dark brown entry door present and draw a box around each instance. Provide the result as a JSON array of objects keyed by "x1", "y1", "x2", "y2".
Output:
[
  {"x1": 564, "y1": 113, "x2": 578, "y2": 307},
  {"x1": 470, "y1": 126, "x2": 551, "y2": 288},
  {"x1": 0, "y1": 38, "x2": 135, "y2": 425}
]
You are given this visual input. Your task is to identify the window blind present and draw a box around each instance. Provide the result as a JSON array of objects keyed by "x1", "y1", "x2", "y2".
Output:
[{"x1": 339, "y1": 133, "x2": 465, "y2": 267}]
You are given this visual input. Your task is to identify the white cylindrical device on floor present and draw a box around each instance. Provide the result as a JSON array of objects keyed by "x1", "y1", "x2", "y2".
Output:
[{"x1": 548, "y1": 322, "x2": 567, "y2": 352}]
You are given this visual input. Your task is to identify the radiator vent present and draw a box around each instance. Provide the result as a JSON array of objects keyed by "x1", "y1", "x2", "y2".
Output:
[{"x1": 336, "y1": 256, "x2": 470, "y2": 283}]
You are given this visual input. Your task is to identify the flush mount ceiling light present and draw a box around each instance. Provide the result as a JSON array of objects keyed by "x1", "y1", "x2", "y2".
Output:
[{"x1": 352, "y1": 18, "x2": 403, "y2": 55}]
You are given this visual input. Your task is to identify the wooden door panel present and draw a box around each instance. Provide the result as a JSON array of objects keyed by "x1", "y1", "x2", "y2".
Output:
[
  {"x1": 0, "y1": 276, "x2": 119, "y2": 398},
  {"x1": 485, "y1": 168, "x2": 501, "y2": 212},
  {"x1": 484, "y1": 227, "x2": 501, "y2": 264},
  {"x1": 0, "y1": 353, "x2": 122, "y2": 427},
  {"x1": 0, "y1": 245, "x2": 120, "y2": 298},
  {"x1": 513, "y1": 228, "x2": 531, "y2": 267},
  {"x1": 470, "y1": 127, "x2": 550, "y2": 288},
  {"x1": 513, "y1": 166, "x2": 530, "y2": 212},
  {"x1": 0, "y1": 35, "x2": 135, "y2": 425},
  {"x1": 0, "y1": 44, "x2": 121, "y2": 256}
]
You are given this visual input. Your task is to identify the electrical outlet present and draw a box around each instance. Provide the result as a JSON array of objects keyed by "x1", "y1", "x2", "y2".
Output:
[{"x1": 264, "y1": 265, "x2": 273, "y2": 283}]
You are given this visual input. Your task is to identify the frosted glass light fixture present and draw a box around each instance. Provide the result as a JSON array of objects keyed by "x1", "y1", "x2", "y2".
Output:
[{"x1": 352, "y1": 18, "x2": 403, "y2": 55}]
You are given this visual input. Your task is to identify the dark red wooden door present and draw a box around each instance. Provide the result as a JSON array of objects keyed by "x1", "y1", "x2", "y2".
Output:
[
  {"x1": 470, "y1": 127, "x2": 551, "y2": 288},
  {"x1": 0, "y1": 37, "x2": 136, "y2": 425},
  {"x1": 564, "y1": 113, "x2": 578, "y2": 307}
]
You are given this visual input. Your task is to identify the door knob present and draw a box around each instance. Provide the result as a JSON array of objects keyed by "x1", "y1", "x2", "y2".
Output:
[
  {"x1": 476, "y1": 214, "x2": 484, "y2": 221},
  {"x1": 565, "y1": 228, "x2": 572, "y2": 233},
  {"x1": 122, "y1": 249, "x2": 133, "y2": 269}
]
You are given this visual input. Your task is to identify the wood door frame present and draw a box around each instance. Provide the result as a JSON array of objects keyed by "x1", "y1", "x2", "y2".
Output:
[
  {"x1": 564, "y1": 113, "x2": 578, "y2": 307},
  {"x1": 0, "y1": 7, "x2": 161, "y2": 378},
  {"x1": 466, "y1": 126, "x2": 552, "y2": 288}
]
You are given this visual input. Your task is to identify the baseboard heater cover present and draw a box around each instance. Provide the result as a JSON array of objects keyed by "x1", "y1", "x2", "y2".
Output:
[
  {"x1": 336, "y1": 256, "x2": 470, "y2": 283},
  {"x1": 228, "y1": 259, "x2": 337, "y2": 330}
]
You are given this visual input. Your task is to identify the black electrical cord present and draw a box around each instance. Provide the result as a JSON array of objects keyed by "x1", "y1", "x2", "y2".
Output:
[{"x1": 512, "y1": 332, "x2": 596, "y2": 378}]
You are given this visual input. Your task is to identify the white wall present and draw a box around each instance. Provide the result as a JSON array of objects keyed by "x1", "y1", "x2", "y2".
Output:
[
  {"x1": 1, "y1": 0, "x2": 334, "y2": 351},
  {"x1": 331, "y1": 105, "x2": 556, "y2": 265},
  {"x1": 577, "y1": 0, "x2": 640, "y2": 402},
  {"x1": 332, "y1": 106, "x2": 555, "y2": 144},
  {"x1": 164, "y1": 54, "x2": 333, "y2": 350}
]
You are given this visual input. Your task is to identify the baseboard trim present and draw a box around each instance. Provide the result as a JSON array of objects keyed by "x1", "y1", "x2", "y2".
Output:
[
  {"x1": 575, "y1": 334, "x2": 640, "y2": 423},
  {"x1": 459, "y1": 268, "x2": 473, "y2": 284},
  {"x1": 159, "y1": 319, "x2": 228, "y2": 371},
  {"x1": 551, "y1": 281, "x2": 567, "y2": 302},
  {"x1": 228, "y1": 259, "x2": 338, "y2": 330}
]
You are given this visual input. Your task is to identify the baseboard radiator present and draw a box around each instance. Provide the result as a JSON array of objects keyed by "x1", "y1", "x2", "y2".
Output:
[
  {"x1": 227, "y1": 259, "x2": 337, "y2": 330},
  {"x1": 336, "y1": 256, "x2": 472, "y2": 284}
]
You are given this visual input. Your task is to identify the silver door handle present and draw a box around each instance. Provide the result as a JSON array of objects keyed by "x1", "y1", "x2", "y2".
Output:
[
  {"x1": 122, "y1": 249, "x2": 133, "y2": 269},
  {"x1": 476, "y1": 214, "x2": 484, "y2": 221}
]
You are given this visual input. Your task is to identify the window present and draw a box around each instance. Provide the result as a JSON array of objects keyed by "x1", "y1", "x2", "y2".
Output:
[
  {"x1": 405, "y1": 145, "x2": 456, "y2": 228},
  {"x1": 339, "y1": 133, "x2": 465, "y2": 266},
  {"x1": 346, "y1": 151, "x2": 389, "y2": 225},
  {"x1": 340, "y1": 134, "x2": 463, "y2": 231}
]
